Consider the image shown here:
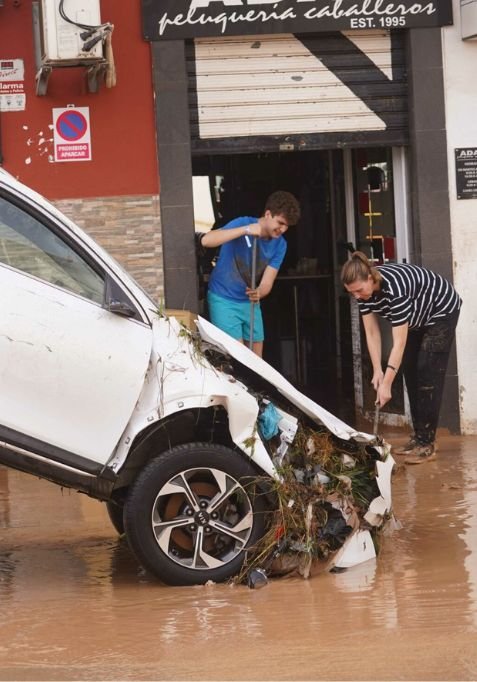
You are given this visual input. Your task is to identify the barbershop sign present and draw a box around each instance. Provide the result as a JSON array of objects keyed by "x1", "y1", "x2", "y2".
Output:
[{"x1": 142, "y1": 0, "x2": 453, "y2": 40}]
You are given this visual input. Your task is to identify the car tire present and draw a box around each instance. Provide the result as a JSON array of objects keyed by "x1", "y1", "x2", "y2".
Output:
[
  {"x1": 123, "y1": 442, "x2": 269, "y2": 585},
  {"x1": 106, "y1": 500, "x2": 125, "y2": 536}
]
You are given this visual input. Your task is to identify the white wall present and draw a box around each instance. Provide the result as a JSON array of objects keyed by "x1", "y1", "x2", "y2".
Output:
[{"x1": 442, "y1": 0, "x2": 477, "y2": 432}]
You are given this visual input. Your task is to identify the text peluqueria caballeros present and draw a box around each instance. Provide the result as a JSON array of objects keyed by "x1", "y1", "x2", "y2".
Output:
[{"x1": 157, "y1": 1, "x2": 438, "y2": 36}]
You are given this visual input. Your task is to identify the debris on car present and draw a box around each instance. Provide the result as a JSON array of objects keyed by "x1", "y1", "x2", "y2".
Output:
[{"x1": 239, "y1": 425, "x2": 394, "y2": 584}]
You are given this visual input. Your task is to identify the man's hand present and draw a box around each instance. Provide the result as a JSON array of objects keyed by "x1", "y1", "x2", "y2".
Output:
[
  {"x1": 371, "y1": 368, "x2": 384, "y2": 391},
  {"x1": 371, "y1": 367, "x2": 392, "y2": 406},
  {"x1": 248, "y1": 222, "x2": 262, "y2": 238},
  {"x1": 246, "y1": 287, "x2": 261, "y2": 302},
  {"x1": 376, "y1": 381, "x2": 392, "y2": 407}
]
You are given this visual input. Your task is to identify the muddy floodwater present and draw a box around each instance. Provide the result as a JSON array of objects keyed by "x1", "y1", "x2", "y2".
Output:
[{"x1": 1, "y1": 434, "x2": 477, "y2": 681}]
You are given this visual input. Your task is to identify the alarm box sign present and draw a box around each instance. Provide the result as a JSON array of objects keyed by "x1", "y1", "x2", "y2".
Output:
[
  {"x1": 142, "y1": 0, "x2": 453, "y2": 41},
  {"x1": 0, "y1": 59, "x2": 25, "y2": 112},
  {"x1": 455, "y1": 148, "x2": 477, "y2": 200},
  {"x1": 53, "y1": 107, "x2": 92, "y2": 162}
]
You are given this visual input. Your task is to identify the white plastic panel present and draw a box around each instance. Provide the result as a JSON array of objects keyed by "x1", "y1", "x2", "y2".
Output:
[{"x1": 40, "y1": 0, "x2": 102, "y2": 61}]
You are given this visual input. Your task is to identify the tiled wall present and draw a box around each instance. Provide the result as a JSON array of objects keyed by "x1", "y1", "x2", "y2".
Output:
[{"x1": 54, "y1": 195, "x2": 164, "y2": 304}]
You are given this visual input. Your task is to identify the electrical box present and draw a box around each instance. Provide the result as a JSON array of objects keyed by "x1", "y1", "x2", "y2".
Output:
[
  {"x1": 39, "y1": 0, "x2": 103, "y2": 62},
  {"x1": 461, "y1": 0, "x2": 477, "y2": 39}
]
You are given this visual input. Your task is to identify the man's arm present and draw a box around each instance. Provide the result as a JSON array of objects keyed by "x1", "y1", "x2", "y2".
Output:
[
  {"x1": 376, "y1": 322, "x2": 408, "y2": 407},
  {"x1": 246, "y1": 265, "x2": 278, "y2": 302},
  {"x1": 200, "y1": 221, "x2": 262, "y2": 248},
  {"x1": 362, "y1": 313, "x2": 384, "y2": 390}
]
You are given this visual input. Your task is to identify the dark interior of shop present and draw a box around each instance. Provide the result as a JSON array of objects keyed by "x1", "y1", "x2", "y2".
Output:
[{"x1": 193, "y1": 150, "x2": 356, "y2": 419}]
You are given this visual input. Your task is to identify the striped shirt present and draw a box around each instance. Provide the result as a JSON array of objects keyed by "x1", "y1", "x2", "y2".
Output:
[{"x1": 357, "y1": 263, "x2": 462, "y2": 328}]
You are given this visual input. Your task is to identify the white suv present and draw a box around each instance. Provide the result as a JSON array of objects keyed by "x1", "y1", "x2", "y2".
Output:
[{"x1": 0, "y1": 168, "x2": 393, "y2": 585}]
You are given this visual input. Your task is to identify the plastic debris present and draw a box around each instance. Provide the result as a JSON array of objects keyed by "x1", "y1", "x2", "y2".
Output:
[
  {"x1": 237, "y1": 422, "x2": 397, "y2": 584},
  {"x1": 247, "y1": 568, "x2": 269, "y2": 589},
  {"x1": 258, "y1": 402, "x2": 281, "y2": 440}
]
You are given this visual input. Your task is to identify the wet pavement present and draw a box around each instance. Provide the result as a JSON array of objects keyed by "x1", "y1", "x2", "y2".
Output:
[{"x1": 1, "y1": 434, "x2": 477, "y2": 681}]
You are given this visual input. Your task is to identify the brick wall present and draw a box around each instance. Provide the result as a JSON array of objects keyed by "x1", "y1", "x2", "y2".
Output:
[{"x1": 54, "y1": 195, "x2": 164, "y2": 303}]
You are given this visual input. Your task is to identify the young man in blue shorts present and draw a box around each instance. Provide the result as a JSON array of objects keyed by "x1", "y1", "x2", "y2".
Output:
[{"x1": 201, "y1": 191, "x2": 300, "y2": 357}]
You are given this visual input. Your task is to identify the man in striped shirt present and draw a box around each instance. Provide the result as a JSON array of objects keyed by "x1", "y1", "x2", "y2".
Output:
[{"x1": 341, "y1": 251, "x2": 462, "y2": 465}]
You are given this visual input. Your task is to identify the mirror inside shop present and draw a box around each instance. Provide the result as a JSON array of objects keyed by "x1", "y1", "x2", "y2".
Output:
[{"x1": 353, "y1": 148, "x2": 396, "y2": 266}]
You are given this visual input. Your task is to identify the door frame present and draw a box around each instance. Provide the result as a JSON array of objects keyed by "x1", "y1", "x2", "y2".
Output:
[{"x1": 343, "y1": 146, "x2": 412, "y2": 427}]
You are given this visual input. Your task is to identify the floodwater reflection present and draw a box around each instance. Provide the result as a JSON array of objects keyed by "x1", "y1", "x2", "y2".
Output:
[{"x1": 1, "y1": 435, "x2": 477, "y2": 681}]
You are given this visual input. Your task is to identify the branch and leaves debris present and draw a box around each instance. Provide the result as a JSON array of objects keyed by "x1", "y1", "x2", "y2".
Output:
[{"x1": 237, "y1": 425, "x2": 389, "y2": 583}]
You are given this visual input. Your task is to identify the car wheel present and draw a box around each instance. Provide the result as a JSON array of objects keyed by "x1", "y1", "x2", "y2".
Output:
[
  {"x1": 123, "y1": 443, "x2": 269, "y2": 585},
  {"x1": 106, "y1": 500, "x2": 125, "y2": 536}
]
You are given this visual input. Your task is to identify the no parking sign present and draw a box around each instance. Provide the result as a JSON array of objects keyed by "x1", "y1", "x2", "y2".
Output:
[{"x1": 53, "y1": 107, "x2": 92, "y2": 162}]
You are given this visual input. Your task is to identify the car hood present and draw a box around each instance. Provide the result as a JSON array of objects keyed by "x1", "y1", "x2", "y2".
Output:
[{"x1": 196, "y1": 316, "x2": 374, "y2": 444}]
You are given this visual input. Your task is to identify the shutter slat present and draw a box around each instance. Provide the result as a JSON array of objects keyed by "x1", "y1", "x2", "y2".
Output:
[{"x1": 187, "y1": 31, "x2": 407, "y2": 149}]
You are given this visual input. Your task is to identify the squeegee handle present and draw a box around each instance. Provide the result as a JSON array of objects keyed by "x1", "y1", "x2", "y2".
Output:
[{"x1": 249, "y1": 237, "x2": 258, "y2": 350}]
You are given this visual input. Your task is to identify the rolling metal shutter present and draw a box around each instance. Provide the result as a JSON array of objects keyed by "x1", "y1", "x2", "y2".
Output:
[{"x1": 187, "y1": 30, "x2": 408, "y2": 154}]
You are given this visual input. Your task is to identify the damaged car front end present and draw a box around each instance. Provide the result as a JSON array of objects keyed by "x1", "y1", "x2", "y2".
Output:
[{"x1": 107, "y1": 315, "x2": 395, "y2": 586}]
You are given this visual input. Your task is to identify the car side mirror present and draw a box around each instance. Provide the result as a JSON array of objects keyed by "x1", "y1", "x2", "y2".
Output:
[
  {"x1": 108, "y1": 299, "x2": 137, "y2": 317},
  {"x1": 104, "y1": 275, "x2": 140, "y2": 320}
]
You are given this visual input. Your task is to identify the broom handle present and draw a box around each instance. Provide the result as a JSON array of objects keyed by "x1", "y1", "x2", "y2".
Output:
[{"x1": 249, "y1": 237, "x2": 257, "y2": 350}]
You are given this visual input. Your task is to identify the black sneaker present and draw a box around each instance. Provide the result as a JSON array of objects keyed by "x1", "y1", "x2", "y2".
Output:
[
  {"x1": 393, "y1": 436, "x2": 419, "y2": 455},
  {"x1": 404, "y1": 443, "x2": 437, "y2": 465}
]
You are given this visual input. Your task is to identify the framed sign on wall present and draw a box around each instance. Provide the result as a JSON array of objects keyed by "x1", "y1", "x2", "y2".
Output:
[{"x1": 455, "y1": 148, "x2": 477, "y2": 200}]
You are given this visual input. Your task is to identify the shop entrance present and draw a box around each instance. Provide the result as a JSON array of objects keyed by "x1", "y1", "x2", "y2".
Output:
[
  {"x1": 192, "y1": 147, "x2": 403, "y2": 421},
  {"x1": 193, "y1": 149, "x2": 351, "y2": 417}
]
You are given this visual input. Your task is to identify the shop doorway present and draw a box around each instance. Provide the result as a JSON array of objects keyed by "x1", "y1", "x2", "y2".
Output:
[
  {"x1": 192, "y1": 146, "x2": 405, "y2": 422},
  {"x1": 193, "y1": 149, "x2": 353, "y2": 417},
  {"x1": 344, "y1": 147, "x2": 407, "y2": 422}
]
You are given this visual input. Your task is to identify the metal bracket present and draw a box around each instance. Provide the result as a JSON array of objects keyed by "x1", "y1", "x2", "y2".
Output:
[
  {"x1": 87, "y1": 62, "x2": 107, "y2": 94},
  {"x1": 35, "y1": 65, "x2": 52, "y2": 96}
]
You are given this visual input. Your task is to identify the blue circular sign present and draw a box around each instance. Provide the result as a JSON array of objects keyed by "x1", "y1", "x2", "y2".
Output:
[{"x1": 56, "y1": 110, "x2": 87, "y2": 141}]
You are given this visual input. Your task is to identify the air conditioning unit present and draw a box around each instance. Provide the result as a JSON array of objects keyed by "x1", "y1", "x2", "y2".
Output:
[{"x1": 39, "y1": 0, "x2": 103, "y2": 62}]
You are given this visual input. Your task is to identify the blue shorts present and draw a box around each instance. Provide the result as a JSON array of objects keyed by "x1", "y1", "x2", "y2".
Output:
[{"x1": 207, "y1": 291, "x2": 264, "y2": 342}]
